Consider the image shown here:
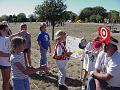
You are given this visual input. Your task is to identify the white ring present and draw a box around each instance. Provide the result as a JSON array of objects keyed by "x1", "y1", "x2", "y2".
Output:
[{"x1": 100, "y1": 27, "x2": 108, "y2": 39}]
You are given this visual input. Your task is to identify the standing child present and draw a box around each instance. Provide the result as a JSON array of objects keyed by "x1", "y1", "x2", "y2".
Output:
[
  {"x1": 37, "y1": 23, "x2": 51, "y2": 74},
  {"x1": 20, "y1": 23, "x2": 32, "y2": 67},
  {"x1": 53, "y1": 30, "x2": 72, "y2": 89},
  {"x1": 10, "y1": 36, "x2": 47, "y2": 90}
]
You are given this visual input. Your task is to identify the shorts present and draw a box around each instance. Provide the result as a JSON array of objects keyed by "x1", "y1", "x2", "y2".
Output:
[
  {"x1": 0, "y1": 65, "x2": 11, "y2": 70},
  {"x1": 23, "y1": 48, "x2": 30, "y2": 53}
]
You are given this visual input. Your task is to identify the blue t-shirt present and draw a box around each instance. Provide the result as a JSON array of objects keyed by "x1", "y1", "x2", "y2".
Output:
[{"x1": 37, "y1": 32, "x2": 50, "y2": 49}]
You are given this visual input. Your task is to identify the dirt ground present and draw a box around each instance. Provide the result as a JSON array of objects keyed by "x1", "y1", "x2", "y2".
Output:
[{"x1": 0, "y1": 22, "x2": 120, "y2": 90}]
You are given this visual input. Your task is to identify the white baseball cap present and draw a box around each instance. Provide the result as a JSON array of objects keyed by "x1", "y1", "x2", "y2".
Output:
[{"x1": 55, "y1": 30, "x2": 66, "y2": 39}]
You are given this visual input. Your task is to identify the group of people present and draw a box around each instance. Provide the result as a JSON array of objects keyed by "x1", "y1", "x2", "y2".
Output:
[
  {"x1": 86, "y1": 37, "x2": 120, "y2": 90},
  {"x1": 0, "y1": 22, "x2": 120, "y2": 90},
  {"x1": 81, "y1": 36, "x2": 120, "y2": 90},
  {"x1": 52, "y1": 29, "x2": 120, "y2": 90},
  {"x1": 0, "y1": 23, "x2": 48, "y2": 90}
]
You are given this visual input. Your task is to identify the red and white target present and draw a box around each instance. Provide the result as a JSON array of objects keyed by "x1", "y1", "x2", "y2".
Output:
[
  {"x1": 100, "y1": 27, "x2": 108, "y2": 39},
  {"x1": 98, "y1": 26, "x2": 110, "y2": 44}
]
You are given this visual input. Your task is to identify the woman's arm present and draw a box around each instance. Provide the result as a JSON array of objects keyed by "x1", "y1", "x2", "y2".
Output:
[{"x1": 9, "y1": 30, "x2": 25, "y2": 40}]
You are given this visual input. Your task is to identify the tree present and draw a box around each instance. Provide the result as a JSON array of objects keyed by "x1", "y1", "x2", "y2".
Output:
[
  {"x1": 90, "y1": 15, "x2": 97, "y2": 22},
  {"x1": 0, "y1": 17, "x2": 2, "y2": 22},
  {"x1": 8, "y1": 15, "x2": 13, "y2": 22},
  {"x1": 63, "y1": 11, "x2": 77, "y2": 22},
  {"x1": 17, "y1": 13, "x2": 27, "y2": 22},
  {"x1": 0, "y1": 15, "x2": 9, "y2": 21},
  {"x1": 79, "y1": 7, "x2": 93, "y2": 21},
  {"x1": 96, "y1": 14, "x2": 102, "y2": 23},
  {"x1": 79, "y1": 6, "x2": 107, "y2": 22},
  {"x1": 108, "y1": 10, "x2": 119, "y2": 23},
  {"x1": 93, "y1": 6, "x2": 107, "y2": 18},
  {"x1": 28, "y1": 14, "x2": 37, "y2": 22},
  {"x1": 12, "y1": 14, "x2": 17, "y2": 23},
  {"x1": 119, "y1": 15, "x2": 120, "y2": 23},
  {"x1": 35, "y1": 0, "x2": 67, "y2": 40}
]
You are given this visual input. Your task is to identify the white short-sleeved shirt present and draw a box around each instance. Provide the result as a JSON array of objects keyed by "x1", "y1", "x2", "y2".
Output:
[
  {"x1": 10, "y1": 52, "x2": 28, "y2": 79},
  {"x1": 56, "y1": 43, "x2": 65, "y2": 60},
  {"x1": 56, "y1": 44, "x2": 63, "y2": 57},
  {"x1": 83, "y1": 42, "x2": 101, "y2": 72},
  {"x1": 0, "y1": 36, "x2": 10, "y2": 66},
  {"x1": 95, "y1": 51, "x2": 106, "y2": 71},
  {"x1": 55, "y1": 42, "x2": 69, "y2": 60},
  {"x1": 95, "y1": 51, "x2": 120, "y2": 87},
  {"x1": 55, "y1": 43, "x2": 68, "y2": 70}
]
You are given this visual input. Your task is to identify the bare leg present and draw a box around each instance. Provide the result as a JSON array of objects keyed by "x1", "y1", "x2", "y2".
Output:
[
  {"x1": 95, "y1": 79, "x2": 102, "y2": 90},
  {"x1": 27, "y1": 49, "x2": 31, "y2": 67},
  {"x1": 24, "y1": 53, "x2": 28, "y2": 67},
  {"x1": 82, "y1": 70, "x2": 88, "y2": 83},
  {"x1": 1, "y1": 67, "x2": 11, "y2": 90}
]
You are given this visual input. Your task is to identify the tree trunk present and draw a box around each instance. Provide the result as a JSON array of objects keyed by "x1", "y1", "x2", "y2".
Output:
[{"x1": 52, "y1": 21, "x2": 55, "y2": 40}]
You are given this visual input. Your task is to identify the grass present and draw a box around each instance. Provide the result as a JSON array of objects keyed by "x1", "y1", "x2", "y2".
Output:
[{"x1": 0, "y1": 22, "x2": 120, "y2": 90}]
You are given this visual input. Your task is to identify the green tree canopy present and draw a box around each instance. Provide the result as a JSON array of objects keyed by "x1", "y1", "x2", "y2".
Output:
[
  {"x1": 93, "y1": 6, "x2": 107, "y2": 17},
  {"x1": 35, "y1": 0, "x2": 67, "y2": 40},
  {"x1": 108, "y1": 10, "x2": 119, "y2": 20},
  {"x1": 12, "y1": 14, "x2": 17, "y2": 22},
  {"x1": 28, "y1": 14, "x2": 37, "y2": 22},
  {"x1": 79, "y1": 6, "x2": 107, "y2": 22},
  {"x1": 0, "y1": 15, "x2": 8, "y2": 21},
  {"x1": 8, "y1": 15, "x2": 13, "y2": 22},
  {"x1": 63, "y1": 11, "x2": 77, "y2": 22},
  {"x1": 79, "y1": 7, "x2": 93, "y2": 21},
  {"x1": 17, "y1": 13, "x2": 27, "y2": 22}
]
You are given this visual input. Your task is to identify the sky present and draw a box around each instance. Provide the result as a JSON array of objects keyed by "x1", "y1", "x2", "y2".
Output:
[{"x1": 0, "y1": 0, "x2": 120, "y2": 17}]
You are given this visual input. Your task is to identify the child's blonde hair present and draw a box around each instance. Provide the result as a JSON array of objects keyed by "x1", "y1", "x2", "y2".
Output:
[{"x1": 10, "y1": 36, "x2": 25, "y2": 53}]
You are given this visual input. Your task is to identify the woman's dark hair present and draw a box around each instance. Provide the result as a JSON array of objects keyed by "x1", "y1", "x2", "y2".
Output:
[
  {"x1": 40, "y1": 25, "x2": 44, "y2": 31},
  {"x1": 40, "y1": 23, "x2": 46, "y2": 31},
  {"x1": 79, "y1": 39, "x2": 87, "y2": 49},
  {"x1": 0, "y1": 24, "x2": 8, "y2": 30},
  {"x1": 0, "y1": 24, "x2": 8, "y2": 36}
]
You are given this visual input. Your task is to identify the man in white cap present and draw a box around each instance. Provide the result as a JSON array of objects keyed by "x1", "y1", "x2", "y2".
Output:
[{"x1": 87, "y1": 37, "x2": 120, "y2": 90}]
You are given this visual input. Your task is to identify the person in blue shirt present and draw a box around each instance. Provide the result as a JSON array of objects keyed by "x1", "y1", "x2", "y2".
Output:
[{"x1": 37, "y1": 23, "x2": 51, "y2": 74}]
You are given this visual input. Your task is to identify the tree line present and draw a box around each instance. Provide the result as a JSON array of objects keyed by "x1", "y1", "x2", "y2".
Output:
[
  {"x1": 0, "y1": 13, "x2": 37, "y2": 22},
  {"x1": 79, "y1": 6, "x2": 120, "y2": 23},
  {"x1": 0, "y1": 1, "x2": 119, "y2": 23}
]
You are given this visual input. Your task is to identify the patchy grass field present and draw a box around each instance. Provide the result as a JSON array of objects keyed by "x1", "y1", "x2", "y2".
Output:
[{"x1": 0, "y1": 22, "x2": 120, "y2": 90}]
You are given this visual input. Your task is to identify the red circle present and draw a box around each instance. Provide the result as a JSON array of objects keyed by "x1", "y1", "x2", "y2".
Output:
[{"x1": 102, "y1": 29, "x2": 106, "y2": 36}]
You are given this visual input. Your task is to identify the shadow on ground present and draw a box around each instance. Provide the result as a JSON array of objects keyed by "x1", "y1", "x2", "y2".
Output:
[{"x1": 29, "y1": 72, "x2": 82, "y2": 88}]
